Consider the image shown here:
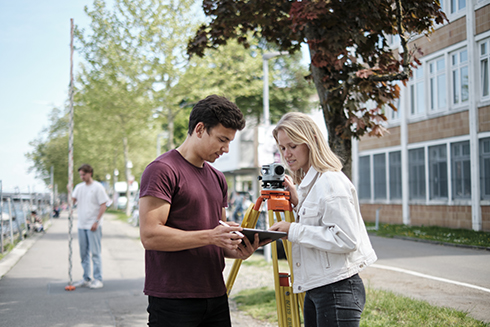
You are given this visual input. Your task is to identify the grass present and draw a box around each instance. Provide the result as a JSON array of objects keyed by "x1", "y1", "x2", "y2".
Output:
[
  {"x1": 233, "y1": 229, "x2": 490, "y2": 326},
  {"x1": 233, "y1": 284, "x2": 489, "y2": 326},
  {"x1": 361, "y1": 287, "x2": 488, "y2": 327},
  {"x1": 365, "y1": 222, "x2": 490, "y2": 248},
  {"x1": 105, "y1": 209, "x2": 130, "y2": 223}
]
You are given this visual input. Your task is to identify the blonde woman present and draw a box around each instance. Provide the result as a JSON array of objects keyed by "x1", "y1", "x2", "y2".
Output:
[{"x1": 269, "y1": 112, "x2": 377, "y2": 327}]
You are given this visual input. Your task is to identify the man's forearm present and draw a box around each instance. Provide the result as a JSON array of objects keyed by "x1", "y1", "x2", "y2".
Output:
[{"x1": 97, "y1": 203, "x2": 107, "y2": 220}]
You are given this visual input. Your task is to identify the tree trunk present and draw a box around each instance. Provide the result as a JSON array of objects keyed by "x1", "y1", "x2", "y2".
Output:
[{"x1": 306, "y1": 29, "x2": 353, "y2": 180}]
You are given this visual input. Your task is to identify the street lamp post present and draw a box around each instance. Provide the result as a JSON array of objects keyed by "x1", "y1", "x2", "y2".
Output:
[
  {"x1": 262, "y1": 51, "x2": 289, "y2": 127},
  {"x1": 112, "y1": 169, "x2": 119, "y2": 210},
  {"x1": 262, "y1": 51, "x2": 288, "y2": 262},
  {"x1": 125, "y1": 161, "x2": 133, "y2": 217}
]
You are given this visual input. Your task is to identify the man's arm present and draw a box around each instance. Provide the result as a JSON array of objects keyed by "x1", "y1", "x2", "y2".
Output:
[
  {"x1": 90, "y1": 203, "x2": 107, "y2": 232},
  {"x1": 139, "y1": 196, "x2": 245, "y2": 252}
]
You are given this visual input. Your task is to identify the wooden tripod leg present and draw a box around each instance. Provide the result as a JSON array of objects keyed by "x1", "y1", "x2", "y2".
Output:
[
  {"x1": 269, "y1": 209, "x2": 286, "y2": 327},
  {"x1": 225, "y1": 207, "x2": 261, "y2": 295}
]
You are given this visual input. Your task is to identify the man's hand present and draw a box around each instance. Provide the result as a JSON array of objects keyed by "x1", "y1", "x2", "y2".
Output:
[
  {"x1": 219, "y1": 221, "x2": 268, "y2": 259},
  {"x1": 90, "y1": 221, "x2": 99, "y2": 232}
]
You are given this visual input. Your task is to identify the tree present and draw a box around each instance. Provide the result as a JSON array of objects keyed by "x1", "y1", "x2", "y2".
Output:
[
  {"x1": 177, "y1": 37, "x2": 316, "y2": 126},
  {"x1": 187, "y1": 0, "x2": 447, "y2": 177},
  {"x1": 26, "y1": 108, "x2": 70, "y2": 192}
]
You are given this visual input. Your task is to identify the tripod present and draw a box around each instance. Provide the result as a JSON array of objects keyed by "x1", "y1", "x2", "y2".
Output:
[{"x1": 226, "y1": 188, "x2": 305, "y2": 327}]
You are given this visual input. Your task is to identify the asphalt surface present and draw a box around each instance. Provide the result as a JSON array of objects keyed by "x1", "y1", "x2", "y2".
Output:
[{"x1": 1, "y1": 211, "x2": 489, "y2": 326}]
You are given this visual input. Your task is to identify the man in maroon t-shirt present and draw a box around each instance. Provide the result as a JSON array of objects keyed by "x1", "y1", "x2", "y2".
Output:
[{"x1": 139, "y1": 95, "x2": 264, "y2": 327}]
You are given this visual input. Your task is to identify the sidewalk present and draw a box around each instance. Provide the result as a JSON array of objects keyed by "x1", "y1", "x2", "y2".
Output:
[{"x1": 0, "y1": 211, "x2": 272, "y2": 327}]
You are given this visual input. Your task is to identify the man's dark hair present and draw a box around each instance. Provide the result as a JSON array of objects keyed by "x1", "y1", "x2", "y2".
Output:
[
  {"x1": 188, "y1": 95, "x2": 246, "y2": 135},
  {"x1": 78, "y1": 164, "x2": 93, "y2": 175}
]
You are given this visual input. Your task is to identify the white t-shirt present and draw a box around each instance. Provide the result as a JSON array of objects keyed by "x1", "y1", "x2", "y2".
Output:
[{"x1": 72, "y1": 181, "x2": 110, "y2": 229}]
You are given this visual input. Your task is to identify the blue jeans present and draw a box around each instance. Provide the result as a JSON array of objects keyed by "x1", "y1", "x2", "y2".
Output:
[
  {"x1": 147, "y1": 294, "x2": 231, "y2": 327},
  {"x1": 78, "y1": 227, "x2": 102, "y2": 282},
  {"x1": 303, "y1": 274, "x2": 366, "y2": 327}
]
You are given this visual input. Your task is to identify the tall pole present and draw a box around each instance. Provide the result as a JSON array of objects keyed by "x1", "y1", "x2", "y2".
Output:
[
  {"x1": 0, "y1": 180, "x2": 3, "y2": 254},
  {"x1": 65, "y1": 19, "x2": 76, "y2": 291},
  {"x1": 261, "y1": 51, "x2": 288, "y2": 262},
  {"x1": 50, "y1": 166, "x2": 54, "y2": 219},
  {"x1": 262, "y1": 51, "x2": 288, "y2": 127}
]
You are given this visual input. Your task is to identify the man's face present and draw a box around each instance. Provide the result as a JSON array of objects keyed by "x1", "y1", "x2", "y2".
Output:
[
  {"x1": 79, "y1": 170, "x2": 92, "y2": 183},
  {"x1": 197, "y1": 123, "x2": 236, "y2": 163}
]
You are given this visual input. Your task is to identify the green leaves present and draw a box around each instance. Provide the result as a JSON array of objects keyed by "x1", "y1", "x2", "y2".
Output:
[{"x1": 188, "y1": 0, "x2": 447, "y2": 177}]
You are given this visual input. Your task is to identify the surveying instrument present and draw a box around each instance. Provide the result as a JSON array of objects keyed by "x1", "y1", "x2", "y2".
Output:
[{"x1": 226, "y1": 163, "x2": 305, "y2": 327}]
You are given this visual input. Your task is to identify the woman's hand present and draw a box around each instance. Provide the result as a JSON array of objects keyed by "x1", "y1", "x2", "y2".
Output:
[
  {"x1": 269, "y1": 221, "x2": 291, "y2": 240},
  {"x1": 283, "y1": 175, "x2": 298, "y2": 207}
]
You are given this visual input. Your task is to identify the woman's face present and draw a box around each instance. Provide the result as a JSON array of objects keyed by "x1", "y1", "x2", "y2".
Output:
[{"x1": 276, "y1": 129, "x2": 310, "y2": 173}]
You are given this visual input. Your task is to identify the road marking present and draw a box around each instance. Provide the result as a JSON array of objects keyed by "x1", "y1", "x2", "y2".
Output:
[{"x1": 371, "y1": 263, "x2": 490, "y2": 294}]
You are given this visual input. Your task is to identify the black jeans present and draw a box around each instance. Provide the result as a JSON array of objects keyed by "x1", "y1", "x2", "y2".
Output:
[
  {"x1": 147, "y1": 294, "x2": 231, "y2": 327},
  {"x1": 303, "y1": 274, "x2": 366, "y2": 327}
]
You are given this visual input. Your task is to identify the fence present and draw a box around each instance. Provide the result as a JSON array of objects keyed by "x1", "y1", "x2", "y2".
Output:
[{"x1": 1, "y1": 192, "x2": 51, "y2": 254}]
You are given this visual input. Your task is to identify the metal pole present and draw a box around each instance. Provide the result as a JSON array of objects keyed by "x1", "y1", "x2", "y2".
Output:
[
  {"x1": 262, "y1": 51, "x2": 288, "y2": 127},
  {"x1": 65, "y1": 18, "x2": 75, "y2": 291},
  {"x1": 0, "y1": 180, "x2": 3, "y2": 254},
  {"x1": 261, "y1": 51, "x2": 288, "y2": 261},
  {"x1": 7, "y1": 198, "x2": 14, "y2": 245},
  {"x1": 50, "y1": 166, "x2": 54, "y2": 220},
  {"x1": 263, "y1": 58, "x2": 270, "y2": 127}
]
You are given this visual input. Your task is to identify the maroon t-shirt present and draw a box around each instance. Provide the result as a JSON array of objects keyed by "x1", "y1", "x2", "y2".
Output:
[{"x1": 139, "y1": 149, "x2": 228, "y2": 298}]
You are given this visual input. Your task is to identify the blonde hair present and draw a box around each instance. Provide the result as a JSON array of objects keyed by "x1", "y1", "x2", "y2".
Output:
[{"x1": 272, "y1": 112, "x2": 343, "y2": 184}]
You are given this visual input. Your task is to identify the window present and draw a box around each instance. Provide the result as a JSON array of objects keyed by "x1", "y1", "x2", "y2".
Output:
[
  {"x1": 429, "y1": 145, "x2": 448, "y2": 199},
  {"x1": 409, "y1": 148, "x2": 426, "y2": 199},
  {"x1": 389, "y1": 151, "x2": 402, "y2": 200},
  {"x1": 409, "y1": 66, "x2": 425, "y2": 115},
  {"x1": 359, "y1": 156, "x2": 371, "y2": 199},
  {"x1": 450, "y1": 0, "x2": 466, "y2": 14},
  {"x1": 451, "y1": 48, "x2": 469, "y2": 105},
  {"x1": 429, "y1": 57, "x2": 447, "y2": 111},
  {"x1": 480, "y1": 138, "x2": 490, "y2": 200},
  {"x1": 451, "y1": 141, "x2": 471, "y2": 199},
  {"x1": 374, "y1": 154, "x2": 387, "y2": 199},
  {"x1": 480, "y1": 39, "x2": 490, "y2": 99}
]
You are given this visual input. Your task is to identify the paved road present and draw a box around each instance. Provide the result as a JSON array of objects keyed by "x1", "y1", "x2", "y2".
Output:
[
  {"x1": 360, "y1": 235, "x2": 490, "y2": 323},
  {"x1": 0, "y1": 212, "x2": 269, "y2": 327}
]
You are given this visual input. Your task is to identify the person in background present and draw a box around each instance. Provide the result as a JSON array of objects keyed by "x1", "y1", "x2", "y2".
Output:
[
  {"x1": 269, "y1": 112, "x2": 377, "y2": 327},
  {"x1": 71, "y1": 164, "x2": 110, "y2": 289},
  {"x1": 138, "y1": 95, "x2": 265, "y2": 327}
]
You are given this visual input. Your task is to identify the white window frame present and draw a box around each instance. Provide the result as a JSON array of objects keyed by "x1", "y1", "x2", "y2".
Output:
[
  {"x1": 479, "y1": 38, "x2": 490, "y2": 101},
  {"x1": 428, "y1": 56, "x2": 448, "y2": 112},
  {"x1": 409, "y1": 65, "x2": 426, "y2": 117},
  {"x1": 480, "y1": 137, "x2": 490, "y2": 200},
  {"x1": 439, "y1": 0, "x2": 466, "y2": 20},
  {"x1": 450, "y1": 47, "x2": 469, "y2": 107},
  {"x1": 374, "y1": 153, "x2": 387, "y2": 200}
]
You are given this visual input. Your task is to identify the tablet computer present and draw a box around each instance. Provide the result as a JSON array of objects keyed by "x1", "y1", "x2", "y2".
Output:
[{"x1": 241, "y1": 228, "x2": 287, "y2": 244}]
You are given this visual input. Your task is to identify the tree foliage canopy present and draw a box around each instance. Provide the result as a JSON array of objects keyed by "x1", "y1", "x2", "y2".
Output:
[
  {"x1": 188, "y1": 0, "x2": 447, "y2": 176},
  {"x1": 26, "y1": 0, "x2": 317, "y2": 193}
]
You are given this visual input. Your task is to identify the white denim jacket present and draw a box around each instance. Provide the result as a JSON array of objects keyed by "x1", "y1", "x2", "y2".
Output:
[{"x1": 288, "y1": 167, "x2": 377, "y2": 293}]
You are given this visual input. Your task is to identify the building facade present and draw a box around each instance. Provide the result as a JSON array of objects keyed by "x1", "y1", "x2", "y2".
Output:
[{"x1": 353, "y1": 0, "x2": 490, "y2": 232}]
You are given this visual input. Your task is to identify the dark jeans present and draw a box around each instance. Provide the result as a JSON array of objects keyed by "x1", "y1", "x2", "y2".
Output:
[
  {"x1": 303, "y1": 274, "x2": 366, "y2": 327},
  {"x1": 147, "y1": 294, "x2": 231, "y2": 327}
]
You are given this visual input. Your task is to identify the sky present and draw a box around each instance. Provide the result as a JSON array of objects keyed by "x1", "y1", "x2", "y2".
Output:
[
  {"x1": 0, "y1": 1, "x2": 311, "y2": 195},
  {"x1": 0, "y1": 1, "x2": 95, "y2": 194}
]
